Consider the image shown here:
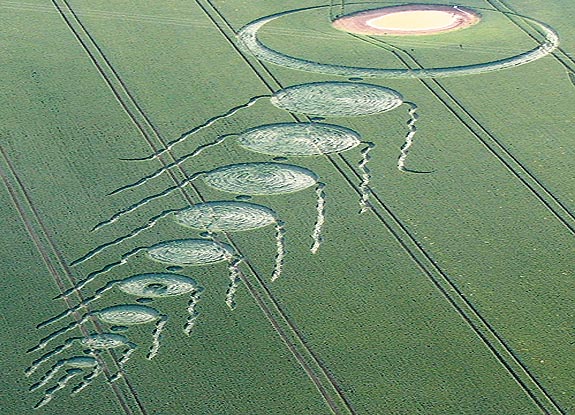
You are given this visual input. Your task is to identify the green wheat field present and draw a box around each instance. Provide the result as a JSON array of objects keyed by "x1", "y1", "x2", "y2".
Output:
[{"x1": 1, "y1": 0, "x2": 573, "y2": 414}]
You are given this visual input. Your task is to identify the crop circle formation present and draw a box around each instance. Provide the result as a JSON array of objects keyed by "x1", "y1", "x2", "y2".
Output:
[
  {"x1": 147, "y1": 239, "x2": 232, "y2": 266},
  {"x1": 237, "y1": 5, "x2": 559, "y2": 78},
  {"x1": 203, "y1": 162, "x2": 318, "y2": 195},
  {"x1": 96, "y1": 305, "x2": 160, "y2": 325},
  {"x1": 117, "y1": 273, "x2": 199, "y2": 297},
  {"x1": 64, "y1": 357, "x2": 98, "y2": 368},
  {"x1": 175, "y1": 201, "x2": 277, "y2": 232},
  {"x1": 270, "y1": 82, "x2": 403, "y2": 116},
  {"x1": 237, "y1": 122, "x2": 362, "y2": 155},
  {"x1": 80, "y1": 333, "x2": 130, "y2": 349}
]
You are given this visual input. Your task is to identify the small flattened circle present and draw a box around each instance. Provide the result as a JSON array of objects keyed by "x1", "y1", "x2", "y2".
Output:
[
  {"x1": 270, "y1": 82, "x2": 403, "y2": 116},
  {"x1": 80, "y1": 334, "x2": 130, "y2": 350},
  {"x1": 118, "y1": 273, "x2": 199, "y2": 298},
  {"x1": 147, "y1": 239, "x2": 232, "y2": 266},
  {"x1": 175, "y1": 201, "x2": 277, "y2": 232},
  {"x1": 203, "y1": 162, "x2": 318, "y2": 195},
  {"x1": 237, "y1": 123, "x2": 361, "y2": 156},
  {"x1": 97, "y1": 305, "x2": 160, "y2": 325},
  {"x1": 66, "y1": 356, "x2": 98, "y2": 368}
]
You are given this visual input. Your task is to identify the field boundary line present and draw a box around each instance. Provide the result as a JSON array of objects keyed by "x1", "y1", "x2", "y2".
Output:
[
  {"x1": 0, "y1": 147, "x2": 139, "y2": 415},
  {"x1": 47, "y1": 0, "x2": 352, "y2": 412},
  {"x1": 195, "y1": 3, "x2": 566, "y2": 413}
]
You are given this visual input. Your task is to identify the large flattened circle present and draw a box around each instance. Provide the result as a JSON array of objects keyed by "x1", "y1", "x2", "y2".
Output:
[
  {"x1": 237, "y1": 123, "x2": 361, "y2": 155},
  {"x1": 175, "y1": 201, "x2": 277, "y2": 232},
  {"x1": 332, "y1": 5, "x2": 481, "y2": 36},
  {"x1": 147, "y1": 239, "x2": 232, "y2": 266},
  {"x1": 270, "y1": 82, "x2": 403, "y2": 116},
  {"x1": 203, "y1": 162, "x2": 318, "y2": 195}
]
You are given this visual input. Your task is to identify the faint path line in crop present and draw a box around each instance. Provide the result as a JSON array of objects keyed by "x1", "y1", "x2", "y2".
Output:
[
  {"x1": 198, "y1": 3, "x2": 568, "y2": 413},
  {"x1": 484, "y1": 0, "x2": 575, "y2": 74},
  {"x1": 334, "y1": 35, "x2": 567, "y2": 415},
  {"x1": 332, "y1": 153, "x2": 566, "y2": 415},
  {"x1": 0, "y1": 147, "x2": 138, "y2": 415},
  {"x1": 47, "y1": 0, "x2": 196, "y2": 205},
  {"x1": 52, "y1": 0, "x2": 353, "y2": 411},
  {"x1": 125, "y1": 97, "x2": 266, "y2": 161},
  {"x1": 111, "y1": 134, "x2": 235, "y2": 195},
  {"x1": 0, "y1": 1, "x2": 215, "y2": 28},
  {"x1": 2, "y1": 1, "x2": 365, "y2": 41}
]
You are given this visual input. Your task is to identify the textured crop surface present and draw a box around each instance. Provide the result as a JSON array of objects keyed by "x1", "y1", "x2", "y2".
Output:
[{"x1": 1, "y1": 0, "x2": 574, "y2": 414}]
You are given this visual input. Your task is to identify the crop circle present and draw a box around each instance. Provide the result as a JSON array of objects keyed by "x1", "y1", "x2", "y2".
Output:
[
  {"x1": 80, "y1": 334, "x2": 130, "y2": 349},
  {"x1": 203, "y1": 162, "x2": 318, "y2": 195},
  {"x1": 175, "y1": 201, "x2": 277, "y2": 232},
  {"x1": 97, "y1": 305, "x2": 160, "y2": 325},
  {"x1": 147, "y1": 239, "x2": 232, "y2": 266},
  {"x1": 237, "y1": 122, "x2": 362, "y2": 155},
  {"x1": 118, "y1": 273, "x2": 199, "y2": 297},
  {"x1": 270, "y1": 82, "x2": 403, "y2": 116},
  {"x1": 237, "y1": 5, "x2": 559, "y2": 78}
]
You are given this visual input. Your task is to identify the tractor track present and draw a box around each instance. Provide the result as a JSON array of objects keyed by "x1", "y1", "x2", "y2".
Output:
[
  {"x1": 0, "y1": 146, "x2": 138, "y2": 415},
  {"x1": 360, "y1": 33, "x2": 575, "y2": 235},
  {"x1": 28, "y1": 0, "x2": 568, "y2": 414},
  {"x1": 347, "y1": 34, "x2": 566, "y2": 414}
]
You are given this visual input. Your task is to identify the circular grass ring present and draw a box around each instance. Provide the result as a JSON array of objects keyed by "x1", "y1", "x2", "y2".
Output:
[{"x1": 237, "y1": 5, "x2": 559, "y2": 79}]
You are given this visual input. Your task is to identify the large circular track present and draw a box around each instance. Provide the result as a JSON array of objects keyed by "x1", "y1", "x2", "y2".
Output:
[{"x1": 237, "y1": 5, "x2": 559, "y2": 78}]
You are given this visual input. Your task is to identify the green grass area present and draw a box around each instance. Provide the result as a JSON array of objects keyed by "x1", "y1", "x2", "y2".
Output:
[{"x1": 2, "y1": 0, "x2": 574, "y2": 414}]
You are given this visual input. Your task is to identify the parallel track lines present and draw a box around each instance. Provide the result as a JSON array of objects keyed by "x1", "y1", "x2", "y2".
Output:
[
  {"x1": 484, "y1": 0, "x2": 575, "y2": 73},
  {"x1": 0, "y1": 147, "x2": 137, "y2": 415},
  {"x1": 346, "y1": 35, "x2": 566, "y2": 414},
  {"x1": 38, "y1": 0, "x2": 568, "y2": 413},
  {"x1": 364, "y1": 34, "x2": 575, "y2": 235},
  {"x1": 49, "y1": 0, "x2": 351, "y2": 413},
  {"x1": 193, "y1": 1, "x2": 359, "y2": 413},
  {"x1": 197, "y1": 2, "x2": 566, "y2": 413}
]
